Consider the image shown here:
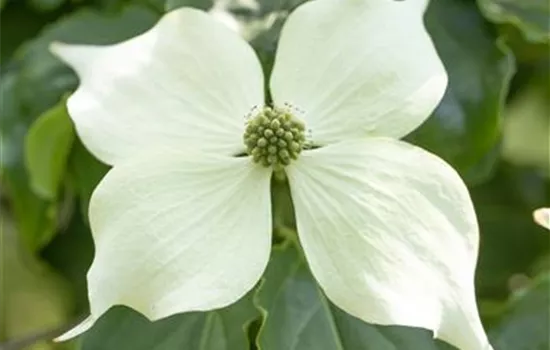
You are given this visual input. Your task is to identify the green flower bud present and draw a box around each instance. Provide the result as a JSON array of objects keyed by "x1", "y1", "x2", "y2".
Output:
[{"x1": 243, "y1": 106, "x2": 307, "y2": 169}]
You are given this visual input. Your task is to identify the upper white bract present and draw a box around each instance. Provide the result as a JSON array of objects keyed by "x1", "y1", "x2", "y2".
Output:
[{"x1": 51, "y1": 1, "x2": 493, "y2": 349}]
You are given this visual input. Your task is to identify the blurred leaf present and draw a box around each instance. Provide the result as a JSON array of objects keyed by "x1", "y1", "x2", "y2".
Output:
[
  {"x1": 28, "y1": 0, "x2": 66, "y2": 12},
  {"x1": 165, "y1": 0, "x2": 213, "y2": 11},
  {"x1": 255, "y1": 244, "x2": 456, "y2": 350},
  {"x1": 502, "y1": 77, "x2": 550, "y2": 175},
  {"x1": 0, "y1": 208, "x2": 73, "y2": 347},
  {"x1": 0, "y1": 0, "x2": 54, "y2": 64},
  {"x1": 15, "y1": 5, "x2": 159, "y2": 118},
  {"x1": 407, "y1": 0, "x2": 515, "y2": 184},
  {"x1": 80, "y1": 294, "x2": 259, "y2": 349},
  {"x1": 489, "y1": 274, "x2": 550, "y2": 350},
  {"x1": 41, "y1": 212, "x2": 94, "y2": 313},
  {"x1": 67, "y1": 139, "x2": 110, "y2": 220},
  {"x1": 0, "y1": 71, "x2": 58, "y2": 252},
  {"x1": 472, "y1": 164, "x2": 550, "y2": 298},
  {"x1": 497, "y1": 27, "x2": 550, "y2": 64},
  {"x1": 477, "y1": 0, "x2": 550, "y2": 43},
  {"x1": 144, "y1": 0, "x2": 166, "y2": 13},
  {"x1": 25, "y1": 98, "x2": 75, "y2": 200}
]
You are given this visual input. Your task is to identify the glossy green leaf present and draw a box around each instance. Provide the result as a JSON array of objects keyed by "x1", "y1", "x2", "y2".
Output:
[
  {"x1": 489, "y1": 274, "x2": 550, "y2": 350},
  {"x1": 81, "y1": 294, "x2": 259, "y2": 350},
  {"x1": 407, "y1": 0, "x2": 515, "y2": 183},
  {"x1": 25, "y1": 97, "x2": 74, "y2": 199},
  {"x1": 478, "y1": 0, "x2": 550, "y2": 43},
  {"x1": 255, "y1": 244, "x2": 455, "y2": 350}
]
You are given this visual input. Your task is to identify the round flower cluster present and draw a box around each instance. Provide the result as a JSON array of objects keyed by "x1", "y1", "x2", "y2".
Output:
[{"x1": 243, "y1": 107, "x2": 306, "y2": 168}]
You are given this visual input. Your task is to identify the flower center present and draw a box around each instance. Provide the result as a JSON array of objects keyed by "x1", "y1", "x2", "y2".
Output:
[{"x1": 243, "y1": 106, "x2": 306, "y2": 169}]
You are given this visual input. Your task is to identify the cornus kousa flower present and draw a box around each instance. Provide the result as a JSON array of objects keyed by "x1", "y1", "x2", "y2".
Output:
[{"x1": 52, "y1": 0, "x2": 493, "y2": 349}]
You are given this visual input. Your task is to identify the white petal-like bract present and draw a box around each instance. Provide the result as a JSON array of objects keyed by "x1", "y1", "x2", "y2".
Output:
[
  {"x1": 58, "y1": 152, "x2": 272, "y2": 339},
  {"x1": 286, "y1": 138, "x2": 492, "y2": 350},
  {"x1": 534, "y1": 208, "x2": 550, "y2": 230},
  {"x1": 270, "y1": 0, "x2": 447, "y2": 145},
  {"x1": 51, "y1": 8, "x2": 264, "y2": 165}
]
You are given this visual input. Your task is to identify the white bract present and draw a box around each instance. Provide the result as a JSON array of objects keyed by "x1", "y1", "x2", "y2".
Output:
[
  {"x1": 534, "y1": 208, "x2": 550, "y2": 230},
  {"x1": 51, "y1": 0, "x2": 493, "y2": 349}
]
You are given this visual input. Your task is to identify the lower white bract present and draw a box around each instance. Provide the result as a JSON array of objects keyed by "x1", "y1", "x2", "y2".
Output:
[{"x1": 51, "y1": 1, "x2": 493, "y2": 349}]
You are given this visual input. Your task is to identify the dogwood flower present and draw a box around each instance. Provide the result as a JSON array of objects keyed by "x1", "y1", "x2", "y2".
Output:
[{"x1": 51, "y1": 0, "x2": 492, "y2": 349}]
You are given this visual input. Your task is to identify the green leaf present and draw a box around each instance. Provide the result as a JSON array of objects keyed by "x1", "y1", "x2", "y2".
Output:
[
  {"x1": 477, "y1": 0, "x2": 550, "y2": 43},
  {"x1": 489, "y1": 274, "x2": 550, "y2": 350},
  {"x1": 67, "y1": 139, "x2": 110, "y2": 221},
  {"x1": 255, "y1": 244, "x2": 455, "y2": 350},
  {"x1": 165, "y1": 0, "x2": 213, "y2": 11},
  {"x1": 81, "y1": 294, "x2": 259, "y2": 350},
  {"x1": 471, "y1": 164, "x2": 550, "y2": 298},
  {"x1": 0, "y1": 70, "x2": 58, "y2": 252},
  {"x1": 502, "y1": 76, "x2": 550, "y2": 174},
  {"x1": 407, "y1": 0, "x2": 515, "y2": 183},
  {"x1": 0, "y1": 1, "x2": 52, "y2": 64},
  {"x1": 0, "y1": 208, "x2": 73, "y2": 346},
  {"x1": 15, "y1": 5, "x2": 160, "y2": 118},
  {"x1": 42, "y1": 212, "x2": 95, "y2": 313},
  {"x1": 27, "y1": 0, "x2": 66, "y2": 12},
  {"x1": 25, "y1": 97, "x2": 74, "y2": 200}
]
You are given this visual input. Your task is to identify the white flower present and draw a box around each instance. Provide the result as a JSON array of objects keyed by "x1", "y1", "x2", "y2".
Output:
[
  {"x1": 534, "y1": 208, "x2": 550, "y2": 230},
  {"x1": 51, "y1": 1, "x2": 492, "y2": 349}
]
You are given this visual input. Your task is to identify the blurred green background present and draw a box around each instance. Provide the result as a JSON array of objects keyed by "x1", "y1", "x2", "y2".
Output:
[{"x1": 0, "y1": 0, "x2": 548, "y2": 349}]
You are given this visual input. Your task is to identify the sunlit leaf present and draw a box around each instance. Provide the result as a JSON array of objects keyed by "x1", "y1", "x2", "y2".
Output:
[
  {"x1": 502, "y1": 77, "x2": 550, "y2": 174},
  {"x1": 0, "y1": 208, "x2": 73, "y2": 347},
  {"x1": 25, "y1": 97, "x2": 74, "y2": 199}
]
